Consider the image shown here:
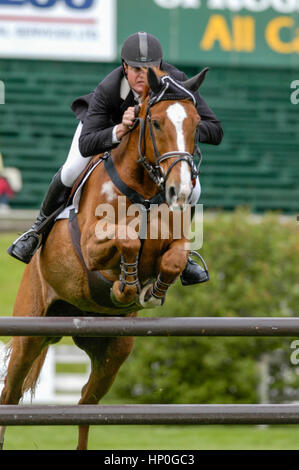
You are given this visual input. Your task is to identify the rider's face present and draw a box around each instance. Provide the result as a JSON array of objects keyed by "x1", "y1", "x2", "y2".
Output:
[{"x1": 124, "y1": 64, "x2": 147, "y2": 96}]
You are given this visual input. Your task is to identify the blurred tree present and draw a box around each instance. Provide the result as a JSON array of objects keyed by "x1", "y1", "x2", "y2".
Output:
[{"x1": 111, "y1": 208, "x2": 299, "y2": 404}]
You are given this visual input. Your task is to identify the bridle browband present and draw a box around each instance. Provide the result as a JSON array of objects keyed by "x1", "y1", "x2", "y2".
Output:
[{"x1": 134, "y1": 75, "x2": 202, "y2": 192}]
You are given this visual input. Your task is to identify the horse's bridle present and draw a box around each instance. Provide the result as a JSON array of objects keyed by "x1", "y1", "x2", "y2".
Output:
[{"x1": 134, "y1": 84, "x2": 202, "y2": 192}]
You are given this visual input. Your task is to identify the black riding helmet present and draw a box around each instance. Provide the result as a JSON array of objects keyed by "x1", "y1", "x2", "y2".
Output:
[{"x1": 121, "y1": 32, "x2": 163, "y2": 68}]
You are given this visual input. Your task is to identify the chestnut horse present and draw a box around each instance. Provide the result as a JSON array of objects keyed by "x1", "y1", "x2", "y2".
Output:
[{"x1": 0, "y1": 67, "x2": 208, "y2": 450}]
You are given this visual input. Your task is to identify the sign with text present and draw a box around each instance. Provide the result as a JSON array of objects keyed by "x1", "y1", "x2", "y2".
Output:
[
  {"x1": 118, "y1": 0, "x2": 299, "y2": 68},
  {"x1": 0, "y1": 0, "x2": 116, "y2": 61}
]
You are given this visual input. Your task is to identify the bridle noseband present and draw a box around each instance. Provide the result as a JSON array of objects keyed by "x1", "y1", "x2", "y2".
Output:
[{"x1": 134, "y1": 77, "x2": 202, "y2": 192}]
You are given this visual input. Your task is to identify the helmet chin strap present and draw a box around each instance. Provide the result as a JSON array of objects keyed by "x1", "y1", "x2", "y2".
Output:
[{"x1": 122, "y1": 60, "x2": 128, "y2": 79}]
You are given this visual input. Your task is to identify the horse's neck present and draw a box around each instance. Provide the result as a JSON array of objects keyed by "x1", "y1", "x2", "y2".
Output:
[{"x1": 112, "y1": 133, "x2": 159, "y2": 199}]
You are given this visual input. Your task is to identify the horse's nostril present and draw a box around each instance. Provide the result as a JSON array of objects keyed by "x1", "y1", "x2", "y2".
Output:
[{"x1": 168, "y1": 186, "x2": 176, "y2": 199}]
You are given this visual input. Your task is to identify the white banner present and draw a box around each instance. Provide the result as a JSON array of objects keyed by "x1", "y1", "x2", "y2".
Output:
[{"x1": 0, "y1": 0, "x2": 116, "y2": 61}]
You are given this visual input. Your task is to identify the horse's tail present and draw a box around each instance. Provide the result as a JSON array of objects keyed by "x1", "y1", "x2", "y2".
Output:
[{"x1": 21, "y1": 347, "x2": 49, "y2": 399}]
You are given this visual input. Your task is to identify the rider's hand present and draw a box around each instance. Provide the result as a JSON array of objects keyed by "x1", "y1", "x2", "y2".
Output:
[
  {"x1": 116, "y1": 107, "x2": 135, "y2": 140},
  {"x1": 122, "y1": 107, "x2": 135, "y2": 127}
]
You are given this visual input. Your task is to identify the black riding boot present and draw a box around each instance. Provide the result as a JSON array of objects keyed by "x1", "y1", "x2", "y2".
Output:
[
  {"x1": 7, "y1": 168, "x2": 71, "y2": 264},
  {"x1": 180, "y1": 206, "x2": 209, "y2": 286}
]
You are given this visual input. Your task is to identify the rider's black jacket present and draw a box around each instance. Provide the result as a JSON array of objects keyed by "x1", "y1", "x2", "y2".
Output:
[{"x1": 71, "y1": 62, "x2": 223, "y2": 158}]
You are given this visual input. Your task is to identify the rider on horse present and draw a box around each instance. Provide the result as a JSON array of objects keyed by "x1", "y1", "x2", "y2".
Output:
[{"x1": 7, "y1": 32, "x2": 223, "y2": 286}]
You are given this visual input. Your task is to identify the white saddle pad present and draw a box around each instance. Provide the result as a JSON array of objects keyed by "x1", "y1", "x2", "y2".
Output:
[{"x1": 56, "y1": 159, "x2": 103, "y2": 221}]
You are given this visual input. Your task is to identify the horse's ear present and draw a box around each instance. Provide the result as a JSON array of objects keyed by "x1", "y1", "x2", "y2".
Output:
[
  {"x1": 182, "y1": 67, "x2": 209, "y2": 92},
  {"x1": 147, "y1": 67, "x2": 163, "y2": 94}
]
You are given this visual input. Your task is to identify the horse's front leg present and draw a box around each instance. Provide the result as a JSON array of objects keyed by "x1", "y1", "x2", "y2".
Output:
[
  {"x1": 82, "y1": 220, "x2": 141, "y2": 306},
  {"x1": 140, "y1": 239, "x2": 189, "y2": 307},
  {"x1": 111, "y1": 225, "x2": 141, "y2": 305}
]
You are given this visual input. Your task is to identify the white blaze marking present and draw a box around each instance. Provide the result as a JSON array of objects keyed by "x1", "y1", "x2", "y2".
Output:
[
  {"x1": 166, "y1": 103, "x2": 191, "y2": 201},
  {"x1": 101, "y1": 181, "x2": 116, "y2": 202},
  {"x1": 166, "y1": 102, "x2": 187, "y2": 152}
]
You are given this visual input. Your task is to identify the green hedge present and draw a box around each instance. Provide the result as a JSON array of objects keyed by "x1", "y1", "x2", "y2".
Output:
[{"x1": 111, "y1": 208, "x2": 299, "y2": 404}]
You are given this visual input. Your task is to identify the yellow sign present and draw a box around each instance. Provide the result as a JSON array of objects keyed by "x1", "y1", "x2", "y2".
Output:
[
  {"x1": 201, "y1": 15, "x2": 255, "y2": 52},
  {"x1": 200, "y1": 14, "x2": 299, "y2": 55},
  {"x1": 266, "y1": 16, "x2": 299, "y2": 53}
]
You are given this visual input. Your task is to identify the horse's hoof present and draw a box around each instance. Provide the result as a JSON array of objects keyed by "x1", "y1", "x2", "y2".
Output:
[
  {"x1": 110, "y1": 281, "x2": 138, "y2": 307},
  {"x1": 138, "y1": 283, "x2": 164, "y2": 308}
]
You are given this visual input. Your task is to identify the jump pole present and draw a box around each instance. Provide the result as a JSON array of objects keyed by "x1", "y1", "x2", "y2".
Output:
[
  {"x1": 0, "y1": 316, "x2": 299, "y2": 337},
  {"x1": 1, "y1": 316, "x2": 299, "y2": 428},
  {"x1": 1, "y1": 404, "x2": 299, "y2": 426}
]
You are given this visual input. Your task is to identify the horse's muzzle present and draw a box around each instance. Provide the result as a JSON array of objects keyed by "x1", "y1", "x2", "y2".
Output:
[{"x1": 166, "y1": 180, "x2": 192, "y2": 211}]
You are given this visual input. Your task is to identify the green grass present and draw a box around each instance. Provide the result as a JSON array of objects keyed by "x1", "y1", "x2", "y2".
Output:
[
  {"x1": 0, "y1": 233, "x2": 26, "y2": 343},
  {"x1": 0, "y1": 233, "x2": 25, "y2": 316},
  {"x1": 1, "y1": 233, "x2": 299, "y2": 451},
  {"x1": 3, "y1": 424, "x2": 299, "y2": 450}
]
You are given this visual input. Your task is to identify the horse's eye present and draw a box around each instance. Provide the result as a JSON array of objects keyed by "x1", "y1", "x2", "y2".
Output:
[{"x1": 153, "y1": 120, "x2": 161, "y2": 131}]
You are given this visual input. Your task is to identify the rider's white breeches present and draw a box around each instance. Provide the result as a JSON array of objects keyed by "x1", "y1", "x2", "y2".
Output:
[
  {"x1": 61, "y1": 122, "x2": 92, "y2": 187},
  {"x1": 60, "y1": 122, "x2": 201, "y2": 206},
  {"x1": 189, "y1": 177, "x2": 201, "y2": 206}
]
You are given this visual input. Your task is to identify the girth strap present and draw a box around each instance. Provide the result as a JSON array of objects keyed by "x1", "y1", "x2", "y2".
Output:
[{"x1": 68, "y1": 208, "x2": 114, "y2": 308}]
